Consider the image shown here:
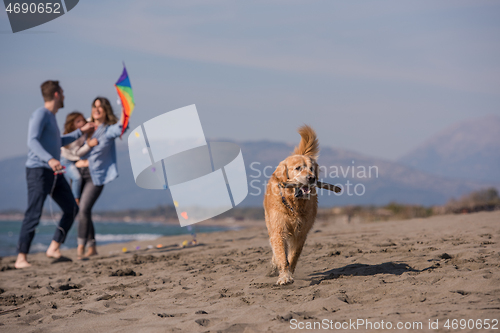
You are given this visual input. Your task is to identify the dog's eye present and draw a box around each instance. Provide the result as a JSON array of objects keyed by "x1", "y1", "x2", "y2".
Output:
[
  {"x1": 295, "y1": 166, "x2": 301, "y2": 171},
  {"x1": 310, "y1": 167, "x2": 314, "y2": 172}
]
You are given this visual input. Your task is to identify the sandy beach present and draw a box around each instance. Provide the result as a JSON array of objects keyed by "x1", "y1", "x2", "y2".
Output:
[{"x1": 0, "y1": 211, "x2": 499, "y2": 332}]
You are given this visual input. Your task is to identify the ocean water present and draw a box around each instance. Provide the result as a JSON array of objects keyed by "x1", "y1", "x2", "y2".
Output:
[{"x1": 0, "y1": 220, "x2": 230, "y2": 257}]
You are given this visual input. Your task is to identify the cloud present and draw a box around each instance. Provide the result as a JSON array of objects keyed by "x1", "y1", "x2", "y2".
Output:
[{"x1": 59, "y1": 0, "x2": 500, "y2": 94}]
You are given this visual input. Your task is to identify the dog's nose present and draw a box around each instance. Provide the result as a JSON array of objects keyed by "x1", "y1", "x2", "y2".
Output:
[{"x1": 307, "y1": 176, "x2": 316, "y2": 184}]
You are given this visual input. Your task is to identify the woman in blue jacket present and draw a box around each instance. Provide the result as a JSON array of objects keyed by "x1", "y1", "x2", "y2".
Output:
[{"x1": 76, "y1": 97, "x2": 128, "y2": 258}]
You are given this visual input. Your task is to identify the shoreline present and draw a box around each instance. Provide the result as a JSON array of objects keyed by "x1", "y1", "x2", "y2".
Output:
[
  {"x1": 0, "y1": 219, "x2": 262, "y2": 258},
  {"x1": 0, "y1": 211, "x2": 499, "y2": 332},
  {"x1": 0, "y1": 214, "x2": 261, "y2": 226}
]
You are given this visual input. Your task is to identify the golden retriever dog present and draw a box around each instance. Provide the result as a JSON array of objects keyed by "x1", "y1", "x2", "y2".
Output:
[{"x1": 264, "y1": 125, "x2": 320, "y2": 285}]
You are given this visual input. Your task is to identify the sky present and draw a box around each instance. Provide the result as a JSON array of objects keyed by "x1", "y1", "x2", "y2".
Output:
[{"x1": 1, "y1": 0, "x2": 499, "y2": 162}]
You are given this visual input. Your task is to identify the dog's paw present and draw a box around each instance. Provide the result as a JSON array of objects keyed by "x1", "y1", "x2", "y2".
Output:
[{"x1": 276, "y1": 272, "x2": 294, "y2": 285}]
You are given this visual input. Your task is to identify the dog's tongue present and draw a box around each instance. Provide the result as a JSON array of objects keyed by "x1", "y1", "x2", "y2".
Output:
[{"x1": 294, "y1": 186, "x2": 311, "y2": 197}]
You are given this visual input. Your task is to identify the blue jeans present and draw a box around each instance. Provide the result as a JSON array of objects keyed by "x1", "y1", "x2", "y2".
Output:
[
  {"x1": 60, "y1": 157, "x2": 82, "y2": 199},
  {"x1": 17, "y1": 167, "x2": 79, "y2": 254}
]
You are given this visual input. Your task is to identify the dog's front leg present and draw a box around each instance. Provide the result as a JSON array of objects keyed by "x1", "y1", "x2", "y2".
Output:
[
  {"x1": 270, "y1": 234, "x2": 294, "y2": 285},
  {"x1": 288, "y1": 235, "x2": 307, "y2": 274}
]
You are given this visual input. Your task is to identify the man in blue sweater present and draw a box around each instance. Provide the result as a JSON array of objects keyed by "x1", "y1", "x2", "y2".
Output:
[{"x1": 15, "y1": 80, "x2": 95, "y2": 269}]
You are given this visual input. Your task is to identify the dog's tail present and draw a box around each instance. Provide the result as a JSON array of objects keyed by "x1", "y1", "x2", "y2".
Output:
[{"x1": 293, "y1": 125, "x2": 319, "y2": 158}]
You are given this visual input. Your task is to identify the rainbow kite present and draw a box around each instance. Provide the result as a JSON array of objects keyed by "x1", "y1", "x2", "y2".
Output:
[{"x1": 115, "y1": 64, "x2": 135, "y2": 138}]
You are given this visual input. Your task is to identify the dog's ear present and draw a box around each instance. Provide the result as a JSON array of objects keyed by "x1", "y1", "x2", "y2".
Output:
[{"x1": 273, "y1": 161, "x2": 288, "y2": 182}]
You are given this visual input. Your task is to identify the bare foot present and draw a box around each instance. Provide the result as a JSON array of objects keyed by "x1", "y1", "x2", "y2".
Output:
[
  {"x1": 77, "y1": 244, "x2": 85, "y2": 259},
  {"x1": 46, "y1": 240, "x2": 62, "y2": 259},
  {"x1": 15, "y1": 253, "x2": 32, "y2": 269},
  {"x1": 84, "y1": 246, "x2": 98, "y2": 257}
]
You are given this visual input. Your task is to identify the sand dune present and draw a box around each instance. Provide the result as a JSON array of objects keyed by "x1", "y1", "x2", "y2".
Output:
[{"x1": 1, "y1": 211, "x2": 499, "y2": 332}]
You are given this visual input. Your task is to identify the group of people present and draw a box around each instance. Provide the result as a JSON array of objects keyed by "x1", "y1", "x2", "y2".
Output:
[{"x1": 15, "y1": 80, "x2": 128, "y2": 268}]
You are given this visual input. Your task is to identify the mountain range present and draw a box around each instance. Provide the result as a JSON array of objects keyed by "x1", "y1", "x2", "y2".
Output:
[
  {"x1": 399, "y1": 115, "x2": 500, "y2": 183},
  {"x1": 1, "y1": 115, "x2": 497, "y2": 211}
]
